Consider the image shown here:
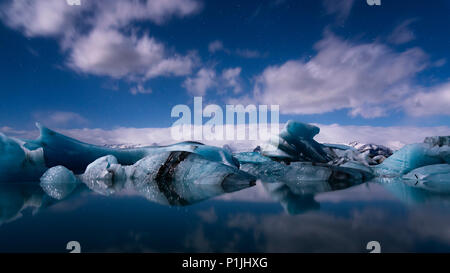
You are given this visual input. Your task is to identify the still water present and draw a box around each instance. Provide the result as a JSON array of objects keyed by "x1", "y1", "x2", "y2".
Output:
[{"x1": 0, "y1": 179, "x2": 449, "y2": 253}]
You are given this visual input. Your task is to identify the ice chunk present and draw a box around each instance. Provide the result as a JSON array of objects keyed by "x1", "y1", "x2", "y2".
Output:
[
  {"x1": 261, "y1": 121, "x2": 330, "y2": 163},
  {"x1": 327, "y1": 148, "x2": 375, "y2": 166},
  {"x1": 234, "y1": 152, "x2": 273, "y2": 164},
  {"x1": 81, "y1": 155, "x2": 126, "y2": 196},
  {"x1": 322, "y1": 143, "x2": 356, "y2": 151},
  {"x1": 356, "y1": 143, "x2": 393, "y2": 159},
  {"x1": 338, "y1": 161, "x2": 374, "y2": 181},
  {"x1": 0, "y1": 133, "x2": 47, "y2": 182},
  {"x1": 127, "y1": 152, "x2": 256, "y2": 205},
  {"x1": 424, "y1": 136, "x2": 450, "y2": 147},
  {"x1": 237, "y1": 153, "x2": 372, "y2": 184},
  {"x1": 23, "y1": 124, "x2": 238, "y2": 173},
  {"x1": 40, "y1": 166, "x2": 79, "y2": 200},
  {"x1": 70, "y1": 151, "x2": 255, "y2": 205},
  {"x1": 402, "y1": 164, "x2": 450, "y2": 193},
  {"x1": 375, "y1": 143, "x2": 448, "y2": 175}
]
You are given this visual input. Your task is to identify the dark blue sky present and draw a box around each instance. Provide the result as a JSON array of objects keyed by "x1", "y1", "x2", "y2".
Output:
[{"x1": 0, "y1": 0, "x2": 449, "y2": 131}]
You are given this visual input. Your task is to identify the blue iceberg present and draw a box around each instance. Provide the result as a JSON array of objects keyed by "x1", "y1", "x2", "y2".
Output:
[
  {"x1": 23, "y1": 123, "x2": 239, "y2": 174},
  {"x1": 402, "y1": 164, "x2": 450, "y2": 193},
  {"x1": 0, "y1": 120, "x2": 448, "y2": 208},
  {"x1": 261, "y1": 121, "x2": 330, "y2": 163},
  {"x1": 40, "y1": 151, "x2": 256, "y2": 206},
  {"x1": 0, "y1": 133, "x2": 47, "y2": 182}
]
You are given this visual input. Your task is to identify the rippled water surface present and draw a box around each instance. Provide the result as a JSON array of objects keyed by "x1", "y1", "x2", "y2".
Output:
[{"x1": 1, "y1": 180, "x2": 450, "y2": 253}]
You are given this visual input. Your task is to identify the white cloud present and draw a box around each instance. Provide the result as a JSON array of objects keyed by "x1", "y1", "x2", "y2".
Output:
[
  {"x1": 250, "y1": 33, "x2": 429, "y2": 117},
  {"x1": 0, "y1": 0, "x2": 80, "y2": 37},
  {"x1": 388, "y1": 19, "x2": 417, "y2": 45},
  {"x1": 94, "y1": 0, "x2": 201, "y2": 28},
  {"x1": 0, "y1": 0, "x2": 202, "y2": 93},
  {"x1": 0, "y1": 0, "x2": 201, "y2": 36},
  {"x1": 33, "y1": 111, "x2": 88, "y2": 128},
  {"x1": 221, "y1": 67, "x2": 242, "y2": 94},
  {"x1": 403, "y1": 83, "x2": 450, "y2": 116},
  {"x1": 68, "y1": 27, "x2": 196, "y2": 79},
  {"x1": 183, "y1": 66, "x2": 243, "y2": 95},
  {"x1": 314, "y1": 123, "x2": 450, "y2": 150},
  {"x1": 208, "y1": 40, "x2": 225, "y2": 53},
  {"x1": 183, "y1": 68, "x2": 217, "y2": 96}
]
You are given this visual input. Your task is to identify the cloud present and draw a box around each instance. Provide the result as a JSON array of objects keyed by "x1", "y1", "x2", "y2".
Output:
[
  {"x1": 183, "y1": 66, "x2": 243, "y2": 95},
  {"x1": 0, "y1": 0, "x2": 81, "y2": 37},
  {"x1": 130, "y1": 84, "x2": 152, "y2": 95},
  {"x1": 1, "y1": 0, "x2": 201, "y2": 37},
  {"x1": 323, "y1": 0, "x2": 355, "y2": 22},
  {"x1": 183, "y1": 68, "x2": 217, "y2": 96},
  {"x1": 403, "y1": 83, "x2": 450, "y2": 116},
  {"x1": 314, "y1": 123, "x2": 450, "y2": 150},
  {"x1": 388, "y1": 19, "x2": 417, "y2": 45},
  {"x1": 68, "y1": 27, "x2": 196, "y2": 79},
  {"x1": 94, "y1": 0, "x2": 201, "y2": 27},
  {"x1": 33, "y1": 111, "x2": 88, "y2": 128},
  {"x1": 0, "y1": 0, "x2": 202, "y2": 93},
  {"x1": 248, "y1": 32, "x2": 429, "y2": 118},
  {"x1": 221, "y1": 67, "x2": 242, "y2": 94},
  {"x1": 208, "y1": 40, "x2": 225, "y2": 53}
]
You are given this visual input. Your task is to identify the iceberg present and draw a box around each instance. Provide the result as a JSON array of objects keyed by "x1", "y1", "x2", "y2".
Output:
[
  {"x1": 23, "y1": 123, "x2": 239, "y2": 174},
  {"x1": 0, "y1": 133, "x2": 47, "y2": 182},
  {"x1": 402, "y1": 164, "x2": 450, "y2": 193},
  {"x1": 261, "y1": 121, "x2": 330, "y2": 163},
  {"x1": 375, "y1": 143, "x2": 449, "y2": 176},
  {"x1": 40, "y1": 165, "x2": 80, "y2": 200},
  {"x1": 42, "y1": 151, "x2": 256, "y2": 206}
]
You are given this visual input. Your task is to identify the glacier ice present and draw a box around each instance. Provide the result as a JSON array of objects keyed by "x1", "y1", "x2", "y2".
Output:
[
  {"x1": 0, "y1": 119, "x2": 449, "y2": 212},
  {"x1": 40, "y1": 165, "x2": 79, "y2": 200},
  {"x1": 375, "y1": 143, "x2": 449, "y2": 176},
  {"x1": 122, "y1": 151, "x2": 256, "y2": 205},
  {"x1": 0, "y1": 133, "x2": 47, "y2": 182},
  {"x1": 23, "y1": 123, "x2": 239, "y2": 174},
  {"x1": 402, "y1": 164, "x2": 450, "y2": 193},
  {"x1": 41, "y1": 151, "x2": 256, "y2": 206},
  {"x1": 261, "y1": 121, "x2": 330, "y2": 163}
]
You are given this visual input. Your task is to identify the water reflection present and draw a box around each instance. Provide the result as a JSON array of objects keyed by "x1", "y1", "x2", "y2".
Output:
[
  {"x1": 1, "y1": 176, "x2": 450, "y2": 252},
  {"x1": 2, "y1": 173, "x2": 450, "y2": 226}
]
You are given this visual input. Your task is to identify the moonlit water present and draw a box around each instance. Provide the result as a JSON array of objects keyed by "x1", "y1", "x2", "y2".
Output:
[{"x1": 1, "y1": 179, "x2": 449, "y2": 253}]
